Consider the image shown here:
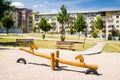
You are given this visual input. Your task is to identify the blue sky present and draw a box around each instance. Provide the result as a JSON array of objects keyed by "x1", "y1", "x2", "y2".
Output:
[{"x1": 11, "y1": 0, "x2": 120, "y2": 13}]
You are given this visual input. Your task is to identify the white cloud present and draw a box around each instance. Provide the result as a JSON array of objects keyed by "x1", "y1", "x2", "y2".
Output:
[
  {"x1": 11, "y1": 2, "x2": 24, "y2": 8},
  {"x1": 33, "y1": 5, "x2": 38, "y2": 8}
]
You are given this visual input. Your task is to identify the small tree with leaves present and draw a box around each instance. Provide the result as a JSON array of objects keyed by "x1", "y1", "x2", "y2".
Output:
[
  {"x1": 20, "y1": 25, "x2": 25, "y2": 36},
  {"x1": 57, "y1": 4, "x2": 69, "y2": 41},
  {"x1": 94, "y1": 16, "x2": 104, "y2": 39},
  {"x1": 0, "y1": 0, "x2": 13, "y2": 21},
  {"x1": 74, "y1": 13, "x2": 86, "y2": 39},
  {"x1": 70, "y1": 26, "x2": 74, "y2": 35},
  {"x1": 1, "y1": 14, "x2": 14, "y2": 35},
  {"x1": 39, "y1": 17, "x2": 52, "y2": 33}
]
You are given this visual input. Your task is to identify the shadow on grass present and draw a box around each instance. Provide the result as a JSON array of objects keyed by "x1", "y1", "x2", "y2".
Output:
[
  {"x1": 0, "y1": 47, "x2": 11, "y2": 50},
  {"x1": 73, "y1": 41, "x2": 83, "y2": 44},
  {"x1": 0, "y1": 42, "x2": 31, "y2": 47},
  {"x1": 0, "y1": 42, "x2": 18, "y2": 47}
]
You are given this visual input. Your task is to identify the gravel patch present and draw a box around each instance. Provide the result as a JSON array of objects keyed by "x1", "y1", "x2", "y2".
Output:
[{"x1": 0, "y1": 47, "x2": 120, "y2": 80}]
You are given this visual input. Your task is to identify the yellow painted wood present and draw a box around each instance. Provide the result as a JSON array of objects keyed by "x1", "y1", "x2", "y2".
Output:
[
  {"x1": 55, "y1": 51, "x2": 59, "y2": 67},
  {"x1": 75, "y1": 54, "x2": 84, "y2": 63},
  {"x1": 57, "y1": 58, "x2": 98, "y2": 70},
  {"x1": 20, "y1": 47, "x2": 51, "y2": 59},
  {"x1": 20, "y1": 46, "x2": 98, "y2": 70},
  {"x1": 51, "y1": 53, "x2": 55, "y2": 70}
]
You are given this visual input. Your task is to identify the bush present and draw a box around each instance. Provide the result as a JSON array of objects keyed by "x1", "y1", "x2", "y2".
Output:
[
  {"x1": 92, "y1": 31, "x2": 98, "y2": 38},
  {"x1": 115, "y1": 29, "x2": 120, "y2": 37},
  {"x1": 61, "y1": 36, "x2": 65, "y2": 41},
  {"x1": 118, "y1": 33, "x2": 120, "y2": 41},
  {"x1": 70, "y1": 27, "x2": 74, "y2": 35},
  {"x1": 108, "y1": 34, "x2": 112, "y2": 40}
]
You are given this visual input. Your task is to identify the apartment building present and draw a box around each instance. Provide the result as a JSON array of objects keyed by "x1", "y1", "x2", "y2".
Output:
[
  {"x1": 32, "y1": 10, "x2": 120, "y2": 39},
  {"x1": 32, "y1": 12, "x2": 60, "y2": 33},
  {"x1": 16, "y1": 8, "x2": 33, "y2": 33},
  {"x1": 0, "y1": 8, "x2": 32, "y2": 33},
  {"x1": 0, "y1": 8, "x2": 120, "y2": 40}
]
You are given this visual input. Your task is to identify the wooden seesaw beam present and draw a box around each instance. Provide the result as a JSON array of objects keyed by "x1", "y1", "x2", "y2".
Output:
[
  {"x1": 20, "y1": 47, "x2": 51, "y2": 60},
  {"x1": 55, "y1": 51, "x2": 98, "y2": 70},
  {"x1": 20, "y1": 47, "x2": 55, "y2": 70},
  {"x1": 19, "y1": 45, "x2": 98, "y2": 71}
]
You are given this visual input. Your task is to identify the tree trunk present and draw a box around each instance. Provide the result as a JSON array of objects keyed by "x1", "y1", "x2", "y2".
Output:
[
  {"x1": 21, "y1": 28, "x2": 23, "y2": 36},
  {"x1": 7, "y1": 29, "x2": 9, "y2": 35},
  {"x1": 78, "y1": 32, "x2": 80, "y2": 40},
  {"x1": 61, "y1": 23, "x2": 65, "y2": 41},
  {"x1": 83, "y1": 35, "x2": 86, "y2": 48},
  {"x1": 99, "y1": 30, "x2": 102, "y2": 39}
]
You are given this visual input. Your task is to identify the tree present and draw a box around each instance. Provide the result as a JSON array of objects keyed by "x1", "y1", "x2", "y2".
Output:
[
  {"x1": 57, "y1": 4, "x2": 69, "y2": 41},
  {"x1": 1, "y1": 14, "x2": 14, "y2": 35},
  {"x1": 94, "y1": 16, "x2": 104, "y2": 39},
  {"x1": 20, "y1": 25, "x2": 25, "y2": 36},
  {"x1": 74, "y1": 13, "x2": 86, "y2": 39},
  {"x1": 39, "y1": 17, "x2": 52, "y2": 33},
  {"x1": 0, "y1": 0, "x2": 13, "y2": 21},
  {"x1": 92, "y1": 31, "x2": 98, "y2": 38},
  {"x1": 108, "y1": 34, "x2": 112, "y2": 40},
  {"x1": 70, "y1": 26, "x2": 74, "y2": 35},
  {"x1": 114, "y1": 29, "x2": 120, "y2": 40}
]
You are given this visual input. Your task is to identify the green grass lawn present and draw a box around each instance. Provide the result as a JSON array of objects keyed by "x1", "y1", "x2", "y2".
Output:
[
  {"x1": 0, "y1": 37, "x2": 95, "y2": 51},
  {"x1": 28, "y1": 33, "x2": 104, "y2": 42},
  {"x1": 1, "y1": 33, "x2": 120, "y2": 52},
  {"x1": 34, "y1": 40, "x2": 96, "y2": 51},
  {"x1": 103, "y1": 43, "x2": 120, "y2": 53}
]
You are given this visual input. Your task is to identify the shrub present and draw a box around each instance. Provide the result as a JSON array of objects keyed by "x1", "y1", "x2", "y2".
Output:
[
  {"x1": 118, "y1": 33, "x2": 120, "y2": 41},
  {"x1": 61, "y1": 36, "x2": 65, "y2": 41},
  {"x1": 92, "y1": 31, "x2": 98, "y2": 38},
  {"x1": 70, "y1": 26, "x2": 74, "y2": 35},
  {"x1": 108, "y1": 34, "x2": 112, "y2": 40}
]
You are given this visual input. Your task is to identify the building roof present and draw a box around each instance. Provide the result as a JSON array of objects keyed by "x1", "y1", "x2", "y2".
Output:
[{"x1": 35, "y1": 9, "x2": 120, "y2": 15}]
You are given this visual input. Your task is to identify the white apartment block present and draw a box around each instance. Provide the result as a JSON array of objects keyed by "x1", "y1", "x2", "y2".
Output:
[
  {"x1": 32, "y1": 10, "x2": 120, "y2": 40},
  {"x1": 0, "y1": 8, "x2": 120, "y2": 40}
]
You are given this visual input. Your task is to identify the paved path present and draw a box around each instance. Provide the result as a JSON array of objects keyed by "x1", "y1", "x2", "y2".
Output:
[{"x1": 79, "y1": 42, "x2": 106, "y2": 55}]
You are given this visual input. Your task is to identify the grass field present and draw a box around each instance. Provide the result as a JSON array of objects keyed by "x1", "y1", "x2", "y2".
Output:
[
  {"x1": 0, "y1": 38, "x2": 95, "y2": 51},
  {"x1": 35, "y1": 40, "x2": 96, "y2": 51},
  {"x1": 28, "y1": 33, "x2": 104, "y2": 42},
  {"x1": 103, "y1": 43, "x2": 120, "y2": 53},
  {"x1": 0, "y1": 33, "x2": 120, "y2": 52}
]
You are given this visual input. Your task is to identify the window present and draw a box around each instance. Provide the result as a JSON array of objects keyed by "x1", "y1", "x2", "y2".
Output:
[
  {"x1": 36, "y1": 23, "x2": 38, "y2": 25},
  {"x1": 101, "y1": 12, "x2": 106, "y2": 16},
  {"x1": 116, "y1": 25, "x2": 119, "y2": 28},
  {"x1": 108, "y1": 30, "x2": 112, "y2": 32},
  {"x1": 35, "y1": 15, "x2": 40, "y2": 18},
  {"x1": 116, "y1": 20, "x2": 119, "y2": 23},
  {"x1": 35, "y1": 19, "x2": 39, "y2": 21},
  {"x1": 116, "y1": 16, "x2": 119, "y2": 18},
  {"x1": 108, "y1": 11, "x2": 113, "y2": 14},
  {"x1": 108, "y1": 20, "x2": 113, "y2": 23},
  {"x1": 108, "y1": 26, "x2": 112, "y2": 28}
]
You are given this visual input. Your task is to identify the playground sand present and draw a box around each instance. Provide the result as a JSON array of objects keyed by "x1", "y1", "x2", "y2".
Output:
[{"x1": 0, "y1": 47, "x2": 120, "y2": 80}]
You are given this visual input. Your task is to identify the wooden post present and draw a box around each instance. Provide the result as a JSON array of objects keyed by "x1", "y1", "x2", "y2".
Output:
[
  {"x1": 55, "y1": 51, "x2": 59, "y2": 67},
  {"x1": 51, "y1": 53, "x2": 55, "y2": 70}
]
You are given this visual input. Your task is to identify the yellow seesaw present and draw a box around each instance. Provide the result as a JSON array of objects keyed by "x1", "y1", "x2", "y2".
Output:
[{"x1": 18, "y1": 44, "x2": 99, "y2": 75}]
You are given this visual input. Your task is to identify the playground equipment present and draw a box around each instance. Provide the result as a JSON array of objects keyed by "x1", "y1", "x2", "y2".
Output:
[{"x1": 18, "y1": 44, "x2": 98, "y2": 74}]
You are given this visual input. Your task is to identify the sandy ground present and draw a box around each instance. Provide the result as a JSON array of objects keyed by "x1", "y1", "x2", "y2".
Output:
[{"x1": 0, "y1": 47, "x2": 120, "y2": 80}]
